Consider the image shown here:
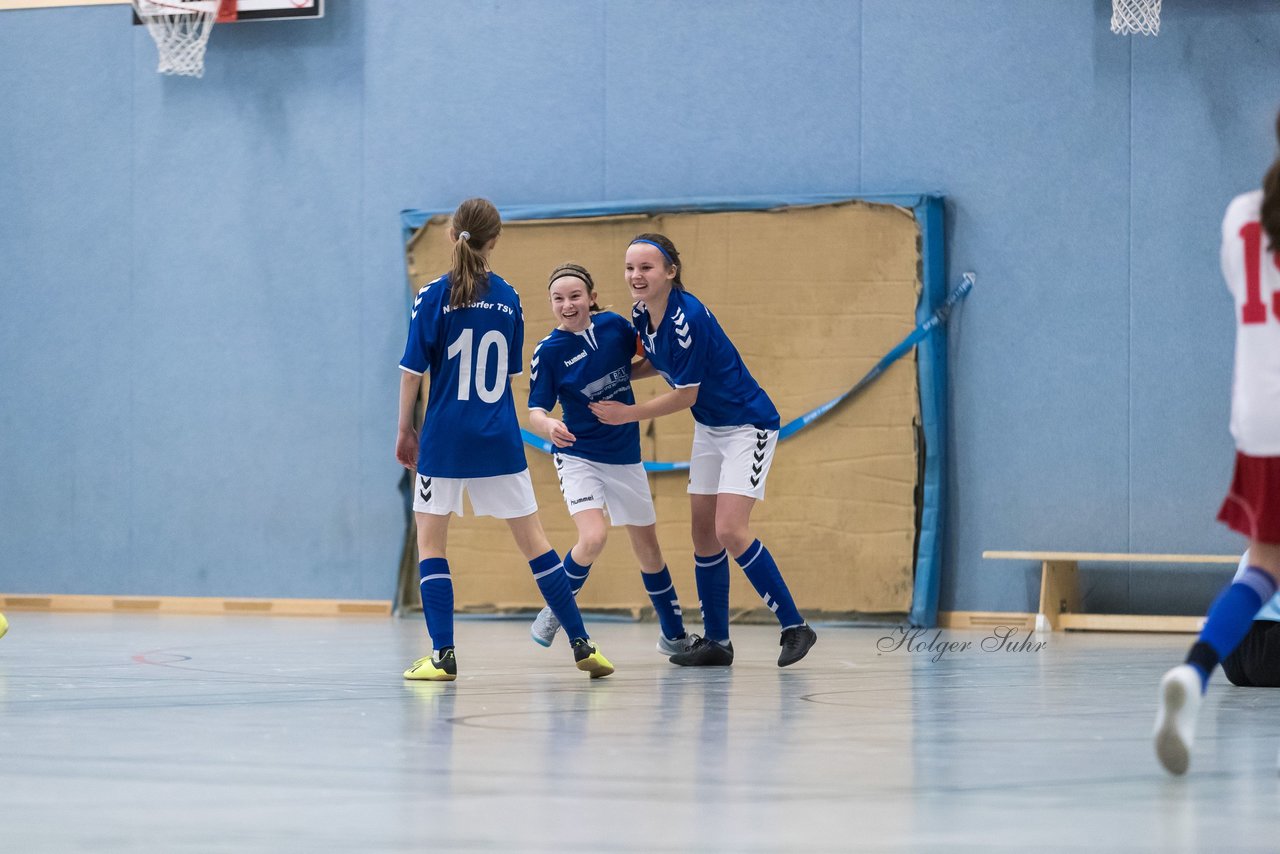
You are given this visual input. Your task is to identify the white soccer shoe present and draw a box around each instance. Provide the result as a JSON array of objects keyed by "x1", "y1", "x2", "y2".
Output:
[
  {"x1": 1154, "y1": 664, "x2": 1202, "y2": 776},
  {"x1": 530, "y1": 606, "x2": 560, "y2": 648},
  {"x1": 657, "y1": 632, "x2": 700, "y2": 655}
]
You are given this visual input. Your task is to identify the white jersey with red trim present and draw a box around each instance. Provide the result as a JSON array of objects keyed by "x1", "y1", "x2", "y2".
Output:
[{"x1": 1221, "y1": 190, "x2": 1280, "y2": 456}]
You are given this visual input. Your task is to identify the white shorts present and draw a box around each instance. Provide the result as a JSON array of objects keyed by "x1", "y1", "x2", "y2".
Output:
[
  {"x1": 687, "y1": 423, "x2": 778, "y2": 500},
  {"x1": 412, "y1": 470, "x2": 538, "y2": 519},
  {"x1": 553, "y1": 453, "x2": 657, "y2": 527}
]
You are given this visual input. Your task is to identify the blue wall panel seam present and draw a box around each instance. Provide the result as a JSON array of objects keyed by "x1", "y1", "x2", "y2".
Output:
[
  {"x1": 128, "y1": 27, "x2": 137, "y2": 586},
  {"x1": 1127, "y1": 35, "x2": 1134, "y2": 607},
  {"x1": 358, "y1": 3, "x2": 370, "y2": 598},
  {"x1": 858, "y1": 0, "x2": 863, "y2": 191},
  {"x1": 601, "y1": 2, "x2": 608, "y2": 198}
]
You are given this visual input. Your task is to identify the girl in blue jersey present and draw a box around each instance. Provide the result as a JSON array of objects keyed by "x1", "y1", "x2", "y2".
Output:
[
  {"x1": 526, "y1": 262, "x2": 698, "y2": 656},
  {"x1": 592, "y1": 234, "x2": 818, "y2": 668},
  {"x1": 395, "y1": 198, "x2": 613, "y2": 682}
]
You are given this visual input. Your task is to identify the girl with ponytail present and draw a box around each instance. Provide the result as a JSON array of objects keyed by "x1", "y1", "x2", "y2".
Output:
[{"x1": 395, "y1": 198, "x2": 614, "y2": 682}]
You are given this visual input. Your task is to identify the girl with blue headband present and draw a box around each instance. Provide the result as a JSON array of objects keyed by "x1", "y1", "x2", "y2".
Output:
[
  {"x1": 525, "y1": 262, "x2": 698, "y2": 656},
  {"x1": 590, "y1": 233, "x2": 818, "y2": 667}
]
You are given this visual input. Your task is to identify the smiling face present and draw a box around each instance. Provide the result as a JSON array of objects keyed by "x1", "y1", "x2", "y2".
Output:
[
  {"x1": 549, "y1": 275, "x2": 595, "y2": 332},
  {"x1": 624, "y1": 242, "x2": 677, "y2": 304}
]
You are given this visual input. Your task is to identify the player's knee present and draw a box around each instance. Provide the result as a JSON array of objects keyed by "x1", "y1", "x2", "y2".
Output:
[
  {"x1": 577, "y1": 530, "x2": 608, "y2": 562},
  {"x1": 714, "y1": 521, "x2": 751, "y2": 557}
]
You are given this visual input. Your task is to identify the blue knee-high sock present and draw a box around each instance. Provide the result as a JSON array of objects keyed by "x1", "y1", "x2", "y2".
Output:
[
  {"x1": 563, "y1": 549, "x2": 592, "y2": 596},
  {"x1": 1188, "y1": 566, "x2": 1277, "y2": 690},
  {"x1": 735, "y1": 539, "x2": 804, "y2": 629},
  {"x1": 530, "y1": 550, "x2": 588, "y2": 641},
  {"x1": 642, "y1": 565, "x2": 687, "y2": 640},
  {"x1": 694, "y1": 550, "x2": 731, "y2": 643},
  {"x1": 418, "y1": 558, "x2": 454, "y2": 651}
]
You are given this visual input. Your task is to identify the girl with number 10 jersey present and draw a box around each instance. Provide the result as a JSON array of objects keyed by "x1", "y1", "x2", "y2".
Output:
[{"x1": 395, "y1": 197, "x2": 612, "y2": 682}]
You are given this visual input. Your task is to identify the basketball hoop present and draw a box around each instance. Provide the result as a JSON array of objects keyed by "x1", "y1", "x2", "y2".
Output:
[
  {"x1": 1111, "y1": 0, "x2": 1161, "y2": 36},
  {"x1": 132, "y1": 0, "x2": 237, "y2": 78}
]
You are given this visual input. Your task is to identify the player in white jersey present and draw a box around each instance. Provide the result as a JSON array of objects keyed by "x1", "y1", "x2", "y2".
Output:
[
  {"x1": 1155, "y1": 113, "x2": 1280, "y2": 774},
  {"x1": 526, "y1": 262, "x2": 699, "y2": 656},
  {"x1": 395, "y1": 198, "x2": 613, "y2": 682},
  {"x1": 592, "y1": 233, "x2": 817, "y2": 668}
]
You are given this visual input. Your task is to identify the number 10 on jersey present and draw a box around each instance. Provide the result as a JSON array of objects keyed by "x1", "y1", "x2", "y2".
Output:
[
  {"x1": 1240, "y1": 221, "x2": 1280, "y2": 324},
  {"x1": 447, "y1": 328, "x2": 509, "y2": 402}
]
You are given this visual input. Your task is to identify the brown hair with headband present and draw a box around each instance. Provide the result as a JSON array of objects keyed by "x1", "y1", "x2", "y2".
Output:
[
  {"x1": 629, "y1": 233, "x2": 684, "y2": 290},
  {"x1": 448, "y1": 198, "x2": 502, "y2": 309},
  {"x1": 548, "y1": 262, "x2": 601, "y2": 311}
]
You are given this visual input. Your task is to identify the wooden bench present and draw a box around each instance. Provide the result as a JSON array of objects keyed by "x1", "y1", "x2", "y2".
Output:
[{"x1": 982, "y1": 551, "x2": 1241, "y2": 633}]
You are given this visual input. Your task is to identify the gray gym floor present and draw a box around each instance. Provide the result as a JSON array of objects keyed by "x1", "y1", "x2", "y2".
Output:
[{"x1": 0, "y1": 612, "x2": 1277, "y2": 852}]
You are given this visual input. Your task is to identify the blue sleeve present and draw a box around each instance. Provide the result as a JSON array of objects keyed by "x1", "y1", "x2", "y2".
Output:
[
  {"x1": 400, "y1": 282, "x2": 438, "y2": 374},
  {"x1": 509, "y1": 292, "x2": 525, "y2": 376},
  {"x1": 528, "y1": 338, "x2": 557, "y2": 411},
  {"x1": 665, "y1": 302, "x2": 709, "y2": 387}
]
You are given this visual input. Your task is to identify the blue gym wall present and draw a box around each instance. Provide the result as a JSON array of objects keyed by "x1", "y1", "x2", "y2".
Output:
[{"x1": 0, "y1": 0, "x2": 1275, "y2": 613}]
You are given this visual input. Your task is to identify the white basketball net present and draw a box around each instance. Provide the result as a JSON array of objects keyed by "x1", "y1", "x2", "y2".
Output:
[
  {"x1": 133, "y1": 0, "x2": 222, "y2": 77},
  {"x1": 1111, "y1": 0, "x2": 1161, "y2": 36}
]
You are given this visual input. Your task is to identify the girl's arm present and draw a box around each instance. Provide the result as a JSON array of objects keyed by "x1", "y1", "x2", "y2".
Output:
[
  {"x1": 589, "y1": 385, "x2": 698, "y2": 425},
  {"x1": 396, "y1": 370, "x2": 423, "y2": 470},
  {"x1": 528, "y1": 407, "x2": 577, "y2": 448}
]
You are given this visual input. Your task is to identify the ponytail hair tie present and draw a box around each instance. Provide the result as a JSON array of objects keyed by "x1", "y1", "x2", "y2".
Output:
[{"x1": 458, "y1": 230, "x2": 471, "y2": 242}]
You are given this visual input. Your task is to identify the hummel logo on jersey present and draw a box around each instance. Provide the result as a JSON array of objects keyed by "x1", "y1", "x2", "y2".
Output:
[
  {"x1": 672, "y1": 307, "x2": 692, "y2": 349},
  {"x1": 411, "y1": 279, "x2": 441, "y2": 320},
  {"x1": 563, "y1": 351, "x2": 587, "y2": 367}
]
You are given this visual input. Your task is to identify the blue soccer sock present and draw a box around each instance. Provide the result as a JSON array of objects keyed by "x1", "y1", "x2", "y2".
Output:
[
  {"x1": 530, "y1": 550, "x2": 588, "y2": 641},
  {"x1": 563, "y1": 549, "x2": 592, "y2": 596},
  {"x1": 1187, "y1": 566, "x2": 1277, "y2": 691},
  {"x1": 735, "y1": 539, "x2": 804, "y2": 629},
  {"x1": 418, "y1": 558, "x2": 454, "y2": 651},
  {"x1": 641, "y1": 565, "x2": 687, "y2": 640},
  {"x1": 694, "y1": 550, "x2": 731, "y2": 643}
]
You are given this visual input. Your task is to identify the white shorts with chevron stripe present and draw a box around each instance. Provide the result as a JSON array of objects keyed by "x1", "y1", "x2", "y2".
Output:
[{"x1": 687, "y1": 423, "x2": 778, "y2": 500}]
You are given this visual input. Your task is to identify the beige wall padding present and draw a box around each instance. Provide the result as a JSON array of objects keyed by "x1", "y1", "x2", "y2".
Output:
[{"x1": 402, "y1": 201, "x2": 920, "y2": 618}]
